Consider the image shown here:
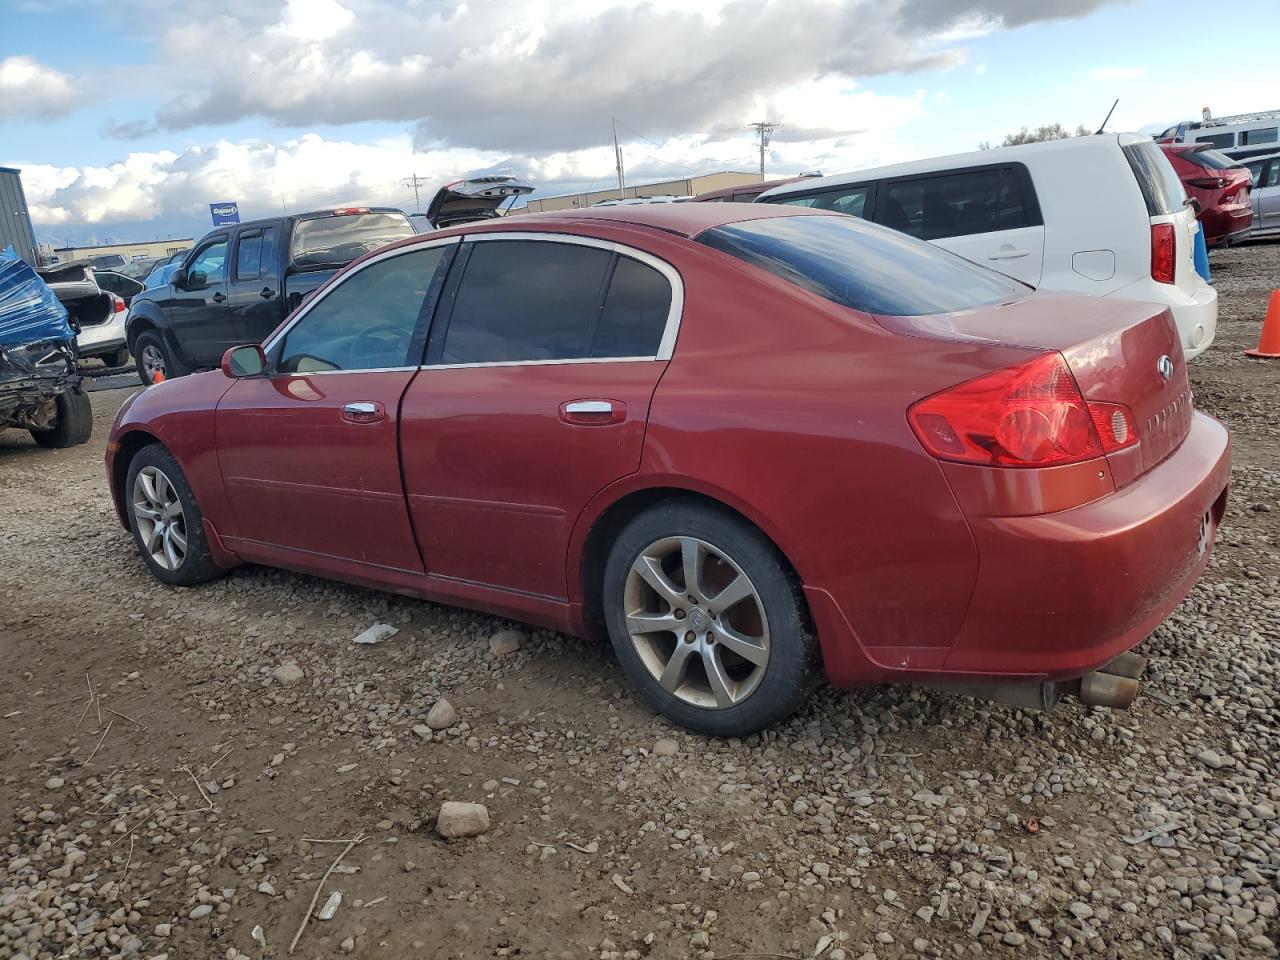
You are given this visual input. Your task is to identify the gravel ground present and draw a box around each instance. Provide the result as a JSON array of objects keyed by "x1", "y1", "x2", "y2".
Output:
[{"x1": 2, "y1": 243, "x2": 1277, "y2": 960}]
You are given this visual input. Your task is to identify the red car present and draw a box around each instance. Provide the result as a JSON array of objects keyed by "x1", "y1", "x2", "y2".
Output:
[
  {"x1": 1160, "y1": 143, "x2": 1253, "y2": 247},
  {"x1": 106, "y1": 205, "x2": 1230, "y2": 736}
]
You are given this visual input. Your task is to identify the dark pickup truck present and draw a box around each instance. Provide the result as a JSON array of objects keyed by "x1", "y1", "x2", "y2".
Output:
[{"x1": 125, "y1": 207, "x2": 416, "y2": 384}]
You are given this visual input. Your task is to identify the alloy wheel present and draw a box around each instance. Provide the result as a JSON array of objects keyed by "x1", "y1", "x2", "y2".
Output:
[
  {"x1": 140, "y1": 344, "x2": 166, "y2": 383},
  {"x1": 132, "y1": 466, "x2": 187, "y2": 570},
  {"x1": 623, "y1": 535, "x2": 770, "y2": 709}
]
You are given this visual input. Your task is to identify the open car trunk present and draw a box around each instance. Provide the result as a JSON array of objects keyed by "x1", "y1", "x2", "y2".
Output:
[
  {"x1": 37, "y1": 260, "x2": 113, "y2": 331},
  {"x1": 424, "y1": 177, "x2": 534, "y2": 229}
]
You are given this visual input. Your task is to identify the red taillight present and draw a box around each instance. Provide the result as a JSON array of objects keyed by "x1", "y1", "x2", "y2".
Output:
[
  {"x1": 909, "y1": 353, "x2": 1139, "y2": 468},
  {"x1": 332, "y1": 207, "x2": 371, "y2": 216},
  {"x1": 1186, "y1": 177, "x2": 1227, "y2": 189},
  {"x1": 113, "y1": 296, "x2": 126, "y2": 313},
  {"x1": 1150, "y1": 223, "x2": 1176, "y2": 284},
  {"x1": 1087, "y1": 402, "x2": 1138, "y2": 453}
]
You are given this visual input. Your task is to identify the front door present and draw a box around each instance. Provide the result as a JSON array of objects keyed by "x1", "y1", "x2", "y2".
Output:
[
  {"x1": 1257, "y1": 160, "x2": 1280, "y2": 231},
  {"x1": 400, "y1": 236, "x2": 679, "y2": 600},
  {"x1": 215, "y1": 242, "x2": 455, "y2": 576},
  {"x1": 164, "y1": 235, "x2": 233, "y2": 365},
  {"x1": 227, "y1": 223, "x2": 284, "y2": 344}
]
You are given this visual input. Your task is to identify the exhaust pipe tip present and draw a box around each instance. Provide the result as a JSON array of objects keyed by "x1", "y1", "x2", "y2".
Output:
[
  {"x1": 1099, "y1": 651, "x2": 1149, "y2": 681},
  {"x1": 1078, "y1": 671, "x2": 1139, "y2": 710}
]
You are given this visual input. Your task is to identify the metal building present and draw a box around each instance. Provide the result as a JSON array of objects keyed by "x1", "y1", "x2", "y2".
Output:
[{"x1": 0, "y1": 166, "x2": 38, "y2": 267}]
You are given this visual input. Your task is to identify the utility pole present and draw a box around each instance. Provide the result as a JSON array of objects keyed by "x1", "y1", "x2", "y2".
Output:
[
  {"x1": 612, "y1": 119, "x2": 626, "y2": 200},
  {"x1": 402, "y1": 172, "x2": 429, "y2": 212},
  {"x1": 748, "y1": 121, "x2": 780, "y2": 179}
]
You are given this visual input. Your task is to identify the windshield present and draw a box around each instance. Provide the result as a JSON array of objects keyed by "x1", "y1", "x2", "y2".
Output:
[
  {"x1": 698, "y1": 213, "x2": 1030, "y2": 317},
  {"x1": 291, "y1": 212, "x2": 415, "y2": 267},
  {"x1": 1191, "y1": 148, "x2": 1242, "y2": 171}
]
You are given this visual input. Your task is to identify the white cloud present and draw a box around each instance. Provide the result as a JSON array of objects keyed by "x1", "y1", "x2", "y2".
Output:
[
  {"x1": 1089, "y1": 66, "x2": 1147, "y2": 81},
  {"x1": 0, "y1": 56, "x2": 78, "y2": 120}
]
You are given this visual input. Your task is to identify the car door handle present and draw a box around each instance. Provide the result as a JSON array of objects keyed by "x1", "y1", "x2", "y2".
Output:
[
  {"x1": 341, "y1": 401, "x2": 385, "y2": 424},
  {"x1": 260, "y1": 287, "x2": 274, "y2": 299},
  {"x1": 560, "y1": 399, "x2": 626, "y2": 425},
  {"x1": 988, "y1": 247, "x2": 1030, "y2": 260},
  {"x1": 212, "y1": 291, "x2": 227, "y2": 302}
]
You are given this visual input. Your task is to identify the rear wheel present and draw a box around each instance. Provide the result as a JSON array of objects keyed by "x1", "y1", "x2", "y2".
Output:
[
  {"x1": 125, "y1": 444, "x2": 224, "y2": 586},
  {"x1": 30, "y1": 387, "x2": 92, "y2": 448},
  {"x1": 603, "y1": 501, "x2": 819, "y2": 736},
  {"x1": 101, "y1": 346, "x2": 131, "y2": 369},
  {"x1": 134, "y1": 331, "x2": 183, "y2": 385}
]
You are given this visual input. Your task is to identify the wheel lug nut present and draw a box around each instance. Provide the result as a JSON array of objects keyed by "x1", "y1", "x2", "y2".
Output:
[
  {"x1": 684, "y1": 632, "x2": 695, "y2": 643},
  {"x1": 674, "y1": 609, "x2": 685, "y2": 620}
]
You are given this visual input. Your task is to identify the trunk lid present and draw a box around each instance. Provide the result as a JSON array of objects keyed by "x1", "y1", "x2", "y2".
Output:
[
  {"x1": 877, "y1": 292, "x2": 1192, "y2": 488},
  {"x1": 424, "y1": 177, "x2": 534, "y2": 229}
]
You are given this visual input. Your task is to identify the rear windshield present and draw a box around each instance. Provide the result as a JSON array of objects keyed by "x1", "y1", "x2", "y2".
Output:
[
  {"x1": 1190, "y1": 147, "x2": 1242, "y2": 171},
  {"x1": 698, "y1": 214, "x2": 1029, "y2": 317},
  {"x1": 1124, "y1": 141, "x2": 1187, "y2": 216},
  {"x1": 291, "y1": 212, "x2": 415, "y2": 267}
]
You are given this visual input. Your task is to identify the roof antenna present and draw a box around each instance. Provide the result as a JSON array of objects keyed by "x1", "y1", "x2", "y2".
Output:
[{"x1": 1095, "y1": 98, "x2": 1119, "y2": 135}]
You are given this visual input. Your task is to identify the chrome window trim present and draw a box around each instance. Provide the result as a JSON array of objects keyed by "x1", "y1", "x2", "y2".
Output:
[
  {"x1": 261, "y1": 235, "x2": 461, "y2": 355},
  {"x1": 447, "y1": 231, "x2": 685, "y2": 364}
]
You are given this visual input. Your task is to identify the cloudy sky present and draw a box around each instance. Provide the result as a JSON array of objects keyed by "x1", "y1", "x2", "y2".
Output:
[{"x1": 3, "y1": 0, "x2": 1278, "y2": 246}]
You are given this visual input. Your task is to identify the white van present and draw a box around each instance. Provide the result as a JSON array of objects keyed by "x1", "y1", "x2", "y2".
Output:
[{"x1": 757, "y1": 134, "x2": 1217, "y2": 359}]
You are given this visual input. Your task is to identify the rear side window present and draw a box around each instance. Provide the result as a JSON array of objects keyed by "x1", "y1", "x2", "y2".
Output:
[
  {"x1": 1242, "y1": 127, "x2": 1277, "y2": 145},
  {"x1": 698, "y1": 214, "x2": 1029, "y2": 317},
  {"x1": 879, "y1": 167, "x2": 1032, "y2": 240},
  {"x1": 770, "y1": 184, "x2": 871, "y2": 218},
  {"x1": 440, "y1": 241, "x2": 672, "y2": 364},
  {"x1": 1194, "y1": 132, "x2": 1235, "y2": 149},
  {"x1": 1124, "y1": 141, "x2": 1186, "y2": 216}
]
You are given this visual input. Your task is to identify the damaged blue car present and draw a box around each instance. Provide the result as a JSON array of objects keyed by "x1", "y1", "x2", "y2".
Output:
[{"x1": 0, "y1": 247, "x2": 93, "y2": 448}]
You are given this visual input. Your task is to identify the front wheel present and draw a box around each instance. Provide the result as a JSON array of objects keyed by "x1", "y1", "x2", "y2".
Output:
[
  {"x1": 603, "y1": 501, "x2": 820, "y2": 737},
  {"x1": 133, "y1": 331, "x2": 184, "y2": 385},
  {"x1": 125, "y1": 444, "x2": 224, "y2": 586}
]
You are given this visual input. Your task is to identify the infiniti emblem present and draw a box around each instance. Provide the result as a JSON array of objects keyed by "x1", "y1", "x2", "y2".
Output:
[{"x1": 1157, "y1": 355, "x2": 1174, "y2": 381}]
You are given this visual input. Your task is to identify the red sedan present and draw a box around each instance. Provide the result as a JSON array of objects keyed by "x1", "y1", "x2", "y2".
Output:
[
  {"x1": 1160, "y1": 143, "x2": 1253, "y2": 247},
  {"x1": 106, "y1": 205, "x2": 1230, "y2": 736}
]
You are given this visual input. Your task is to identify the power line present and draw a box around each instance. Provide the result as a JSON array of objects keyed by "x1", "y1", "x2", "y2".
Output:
[
  {"x1": 401, "y1": 172, "x2": 429, "y2": 212},
  {"x1": 747, "y1": 121, "x2": 781, "y2": 179}
]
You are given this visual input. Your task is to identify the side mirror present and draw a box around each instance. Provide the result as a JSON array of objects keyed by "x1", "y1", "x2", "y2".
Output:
[
  {"x1": 187, "y1": 269, "x2": 208, "y2": 290},
  {"x1": 222, "y1": 344, "x2": 266, "y2": 379}
]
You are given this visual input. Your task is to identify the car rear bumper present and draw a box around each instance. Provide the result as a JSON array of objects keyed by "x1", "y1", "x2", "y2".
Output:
[
  {"x1": 809, "y1": 412, "x2": 1230, "y2": 687},
  {"x1": 76, "y1": 313, "x2": 127, "y2": 356},
  {"x1": 1109, "y1": 279, "x2": 1217, "y2": 360}
]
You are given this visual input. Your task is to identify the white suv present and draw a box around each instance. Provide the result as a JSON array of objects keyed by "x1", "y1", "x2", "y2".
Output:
[{"x1": 758, "y1": 134, "x2": 1217, "y2": 359}]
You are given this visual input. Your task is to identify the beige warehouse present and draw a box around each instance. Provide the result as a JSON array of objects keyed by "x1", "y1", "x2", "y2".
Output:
[{"x1": 514, "y1": 171, "x2": 763, "y2": 214}]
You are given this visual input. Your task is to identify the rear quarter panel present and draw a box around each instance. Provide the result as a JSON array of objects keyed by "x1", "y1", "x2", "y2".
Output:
[{"x1": 605, "y1": 237, "x2": 1040, "y2": 683}]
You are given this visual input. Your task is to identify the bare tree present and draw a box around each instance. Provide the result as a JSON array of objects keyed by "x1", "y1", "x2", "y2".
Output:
[{"x1": 978, "y1": 123, "x2": 1091, "y2": 150}]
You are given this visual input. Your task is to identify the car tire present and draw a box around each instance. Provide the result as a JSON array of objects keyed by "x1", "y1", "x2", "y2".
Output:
[
  {"x1": 602, "y1": 500, "x2": 820, "y2": 736},
  {"x1": 134, "y1": 331, "x2": 184, "y2": 385},
  {"x1": 102, "y1": 346, "x2": 131, "y2": 369},
  {"x1": 124, "y1": 443, "x2": 224, "y2": 587},
  {"x1": 30, "y1": 386, "x2": 93, "y2": 449}
]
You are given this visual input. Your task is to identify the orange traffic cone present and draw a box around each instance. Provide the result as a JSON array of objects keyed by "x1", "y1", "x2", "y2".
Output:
[
  {"x1": 1245, "y1": 290, "x2": 1280, "y2": 358},
  {"x1": 152, "y1": 369, "x2": 165, "y2": 384}
]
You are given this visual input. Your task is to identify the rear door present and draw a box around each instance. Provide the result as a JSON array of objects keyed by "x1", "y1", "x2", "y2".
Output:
[
  {"x1": 399, "y1": 233, "x2": 679, "y2": 601},
  {"x1": 164, "y1": 234, "x2": 234, "y2": 364},
  {"x1": 227, "y1": 223, "x2": 283, "y2": 344},
  {"x1": 216, "y1": 240, "x2": 456, "y2": 575},
  {"x1": 873, "y1": 164, "x2": 1046, "y2": 286}
]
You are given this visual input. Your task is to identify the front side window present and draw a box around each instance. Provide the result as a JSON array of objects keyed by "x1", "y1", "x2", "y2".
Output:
[
  {"x1": 235, "y1": 227, "x2": 277, "y2": 281},
  {"x1": 277, "y1": 247, "x2": 448, "y2": 373},
  {"x1": 1262, "y1": 163, "x2": 1280, "y2": 189},
  {"x1": 698, "y1": 213, "x2": 1029, "y2": 317},
  {"x1": 188, "y1": 239, "x2": 228, "y2": 284},
  {"x1": 440, "y1": 240, "x2": 672, "y2": 364},
  {"x1": 772, "y1": 184, "x2": 871, "y2": 218}
]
